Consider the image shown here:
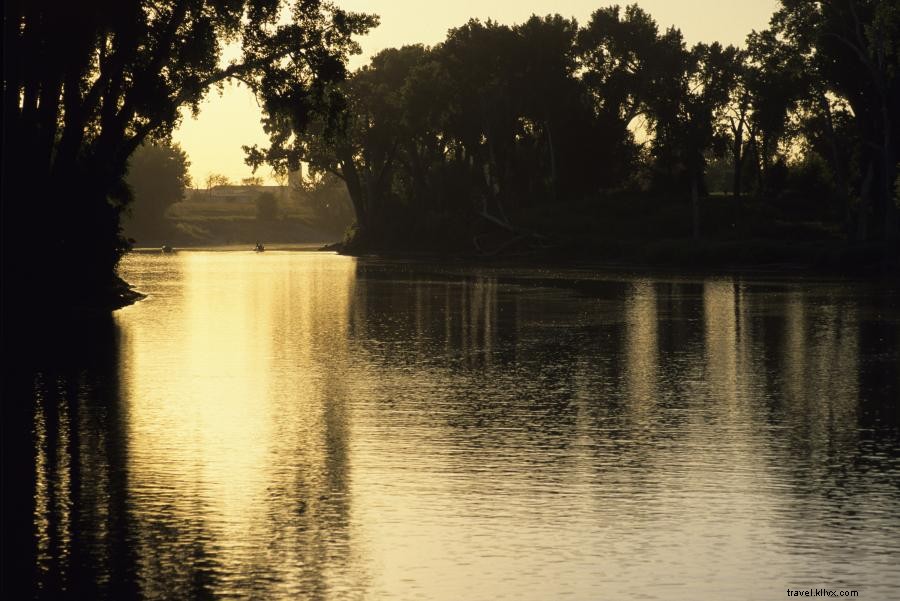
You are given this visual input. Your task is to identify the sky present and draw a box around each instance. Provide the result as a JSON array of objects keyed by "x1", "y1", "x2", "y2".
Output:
[{"x1": 173, "y1": 0, "x2": 780, "y2": 187}]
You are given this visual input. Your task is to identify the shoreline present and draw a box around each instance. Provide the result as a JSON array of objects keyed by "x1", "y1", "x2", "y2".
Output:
[
  {"x1": 124, "y1": 240, "x2": 898, "y2": 280},
  {"x1": 324, "y1": 241, "x2": 899, "y2": 281},
  {"x1": 100, "y1": 241, "x2": 895, "y2": 324},
  {"x1": 109, "y1": 275, "x2": 147, "y2": 311}
]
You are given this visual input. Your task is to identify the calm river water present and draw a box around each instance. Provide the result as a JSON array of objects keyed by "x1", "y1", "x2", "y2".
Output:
[{"x1": 8, "y1": 251, "x2": 900, "y2": 600}]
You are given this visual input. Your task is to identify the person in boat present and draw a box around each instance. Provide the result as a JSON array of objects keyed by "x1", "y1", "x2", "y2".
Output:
[{"x1": 254, "y1": 242, "x2": 265, "y2": 252}]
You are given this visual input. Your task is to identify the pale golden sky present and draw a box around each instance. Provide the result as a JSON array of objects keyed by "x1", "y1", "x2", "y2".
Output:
[{"x1": 173, "y1": 0, "x2": 779, "y2": 186}]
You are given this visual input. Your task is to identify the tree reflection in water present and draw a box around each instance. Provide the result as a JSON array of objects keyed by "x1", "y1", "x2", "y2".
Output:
[{"x1": 8, "y1": 254, "x2": 899, "y2": 600}]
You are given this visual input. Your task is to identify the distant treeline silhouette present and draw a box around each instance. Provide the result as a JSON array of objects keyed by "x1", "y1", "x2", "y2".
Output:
[{"x1": 248, "y1": 2, "x2": 898, "y2": 264}]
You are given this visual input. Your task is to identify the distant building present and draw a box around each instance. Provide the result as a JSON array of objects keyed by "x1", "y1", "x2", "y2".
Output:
[
  {"x1": 187, "y1": 184, "x2": 289, "y2": 203},
  {"x1": 188, "y1": 168, "x2": 302, "y2": 203}
]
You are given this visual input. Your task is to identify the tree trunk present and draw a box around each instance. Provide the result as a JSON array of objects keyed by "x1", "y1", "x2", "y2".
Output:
[
  {"x1": 339, "y1": 155, "x2": 368, "y2": 232},
  {"x1": 546, "y1": 121, "x2": 558, "y2": 204},
  {"x1": 692, "y1": 173, "x2": 701, "y2": 241},
  {"x1": 857, "y1": 162, "x2": 874, "y2": 243},
  {"x1": 880, "y1": 100, "x2": 896, "y2": 265},
  {"x1": 745, "y1": 134, "x2": 762, "y2": 195},
  {"x1": 816, "y1": 92, "x2": 852, "y2": 238},
  {"x1": 732, "y1": 129, "x2": 744, "y2": 202}
]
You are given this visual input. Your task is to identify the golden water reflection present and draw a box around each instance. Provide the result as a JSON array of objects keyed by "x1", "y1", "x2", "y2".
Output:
[
  {"x1": 119, "y1": 252, "x2": 363, "y2": 599},
  {"x1": 20, "y1": 254, "x2": 900, "y2": 600}
]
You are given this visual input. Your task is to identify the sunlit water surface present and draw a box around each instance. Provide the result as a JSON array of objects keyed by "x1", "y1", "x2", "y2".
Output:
[{"x1": 18, "y1": 251, "x2": 900, "y2": 600}]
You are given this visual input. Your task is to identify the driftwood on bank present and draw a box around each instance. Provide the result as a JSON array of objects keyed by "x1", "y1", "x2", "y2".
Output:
[{"x1": 473, "y1": 205, "x2": 560, "y2": 257}]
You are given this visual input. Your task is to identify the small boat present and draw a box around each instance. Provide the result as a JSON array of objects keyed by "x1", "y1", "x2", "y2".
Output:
[
  {"x1": 254, "y1": 242, "x2": 265, "y2": 252},
  {"x1": 161, "y1": 245, "x2": 175, "y2": 254}
]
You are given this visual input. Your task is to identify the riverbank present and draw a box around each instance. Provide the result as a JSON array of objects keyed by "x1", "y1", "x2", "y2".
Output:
[
  {"x1": 325, "y1": 237, "x2": 897, "y2": 278},
  {"x1": 125, "y1": 192, "x2": 346, "y2": 249},
  {"x1": 108, "y1": 275, "x2": 147, "y2": 310},
  {"x1": 326, "y1": 193, "x2": 898, "y2": 277}
]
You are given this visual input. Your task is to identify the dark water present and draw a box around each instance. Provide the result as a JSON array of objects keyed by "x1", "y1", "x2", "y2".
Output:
[{"x1": 5, "y1": 251, "x2": 900, "y2": 600}]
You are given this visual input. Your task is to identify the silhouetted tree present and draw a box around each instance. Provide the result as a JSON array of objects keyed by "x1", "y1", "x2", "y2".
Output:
[
  {"x1": 681, "y1": 43, "x2": 741, "y2": 238},
  {"x1": 718, "y1": 49, "x2": 752, "y2": 200},
  {"x1": 123, "y1": 143, "x2": 191, "y2": 240},
  {"x1": 245, "y1": 3, "x2": 895, "y2": 262},
  {"x1": 251, "y1": 15, "x2": 634, "y2": 249},
  {"x1": 577, "y1": 5, "x2": 661, "y2": 131},
  {"x1": 300, "y1": 173, "x2": 355, "y2": 236},
  {"x1": 2, "y1": 0, "x2": 376, "y2": 307},
  {"x1": 205, "y1": 173, "x2": 232, "y2": 198},
  {"x1": 742, "y1": 29, "x2": 809, "y2": 195},
  {"x1": 241, "y1": 176, "x2": 264, "y2": 187},
  {"x1": 773, "y1": 0, "x2": 899, "y2": 251}
]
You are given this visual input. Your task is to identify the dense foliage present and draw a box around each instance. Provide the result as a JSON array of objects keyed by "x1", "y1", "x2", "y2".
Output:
[
  {"x1": 2, "y1": 0, "x2": 375, "y2": 305},
  {"x1": 3, "y1": 1, "x2": 898, "y2": 307},
  {"x1": 123, "y1": 143, "x2": 192, "y2": 241},
  {"x1": 250, "y1": 1, "x2": 898, "y2": 260}
]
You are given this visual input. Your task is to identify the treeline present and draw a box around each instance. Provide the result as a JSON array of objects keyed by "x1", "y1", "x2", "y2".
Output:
[
  {"x1": 252, "y1": 1, "x2": 898, "y2": 262},
  {"x1": 2, "y1": 2, "x2": 898, "y2": 313}
]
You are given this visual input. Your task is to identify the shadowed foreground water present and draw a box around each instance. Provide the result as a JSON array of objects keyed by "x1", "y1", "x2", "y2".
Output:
[{"x1": 10, "y1": 251, "x2": 900, "y2": 600}]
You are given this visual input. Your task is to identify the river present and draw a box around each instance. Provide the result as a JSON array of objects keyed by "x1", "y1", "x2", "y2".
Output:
[{"x1": 8, "y1": 250, "x2": 900, "y2": 600}]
